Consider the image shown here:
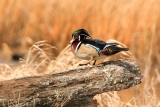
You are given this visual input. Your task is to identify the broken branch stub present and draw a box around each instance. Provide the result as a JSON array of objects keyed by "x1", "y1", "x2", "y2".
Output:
[{"x1": 0, "y1": 60, "x2": 143, "y2": 107}]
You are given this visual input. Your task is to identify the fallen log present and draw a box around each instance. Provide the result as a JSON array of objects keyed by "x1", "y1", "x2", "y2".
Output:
[{"x1": 0, "y1": 60, "x2": 143, "y2": 107}]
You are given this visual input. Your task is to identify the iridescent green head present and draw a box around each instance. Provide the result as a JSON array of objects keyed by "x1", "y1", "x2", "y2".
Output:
[{"x1": 70, "y1": 29, "x2": 91, "y2": 44}]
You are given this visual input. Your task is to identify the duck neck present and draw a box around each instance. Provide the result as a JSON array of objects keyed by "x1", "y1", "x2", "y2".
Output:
[{"x1": 71, "y1": 41, "x2": 81, "y2": 53}]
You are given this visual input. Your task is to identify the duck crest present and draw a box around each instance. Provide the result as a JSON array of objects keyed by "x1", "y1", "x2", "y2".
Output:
[{"x1": 71, "y1": 41, "x2": 81, "y2": 53}]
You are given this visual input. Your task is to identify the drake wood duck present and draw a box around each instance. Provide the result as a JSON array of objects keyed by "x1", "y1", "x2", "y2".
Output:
[{"x1": 69, "y1": 29, "x2": 129, "y2": 65}]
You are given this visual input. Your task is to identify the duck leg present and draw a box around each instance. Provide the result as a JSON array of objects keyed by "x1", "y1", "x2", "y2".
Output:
[
  {"x1": 92, "y1": 60, "x2": 97, "y2": 65},
  {"x1": 79, "y1": 58, "x2": 94, "y2": 66}
]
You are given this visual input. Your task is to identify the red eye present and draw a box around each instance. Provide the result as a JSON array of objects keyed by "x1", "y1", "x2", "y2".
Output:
[{"x1": 75, "y1": 34, "x2": 78, "y2": 36}]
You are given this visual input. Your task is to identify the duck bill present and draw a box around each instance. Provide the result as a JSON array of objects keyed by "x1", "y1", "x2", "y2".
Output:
[{"x1": 69, "y1": 39, "x2": 74, "y2": 44}]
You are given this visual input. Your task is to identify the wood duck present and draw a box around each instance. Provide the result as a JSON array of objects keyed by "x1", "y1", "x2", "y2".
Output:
[{"x1": 70, "y1": 29, "x2": 129, "y2": 65}]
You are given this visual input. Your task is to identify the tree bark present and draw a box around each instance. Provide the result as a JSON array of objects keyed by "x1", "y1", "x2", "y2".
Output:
[{"x1": 0, "y1": 60, "x2": 143, "y2": 107}]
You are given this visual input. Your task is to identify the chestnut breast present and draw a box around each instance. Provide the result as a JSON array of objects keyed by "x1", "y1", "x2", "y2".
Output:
[{"x1": 71, "y1": 41, "x2": 81, "y2": 53}]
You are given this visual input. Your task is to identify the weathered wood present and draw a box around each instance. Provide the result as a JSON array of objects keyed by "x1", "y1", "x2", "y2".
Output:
[{"x1": 0, "y1": 60, "x2": 143, "y2": 107}]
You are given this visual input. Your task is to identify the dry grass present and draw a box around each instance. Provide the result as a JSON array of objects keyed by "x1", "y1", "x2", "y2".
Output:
[
  {"x1": 0, "y1": 0, "x2": 160, "y2": 106},
  {"x1": 0, "y1": 40, "x2": 159, "y2": 107}
]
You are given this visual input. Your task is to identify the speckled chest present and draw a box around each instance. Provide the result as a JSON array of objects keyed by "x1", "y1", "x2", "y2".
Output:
[{"x1": 71, "y1": 41, "x2": 81, "y2": 53}]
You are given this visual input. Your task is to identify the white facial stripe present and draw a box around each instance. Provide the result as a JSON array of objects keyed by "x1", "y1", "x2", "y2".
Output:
[
  {"x1": 75, "y1": 42, "x2": 82, "y2": 53},
  {"x1": 81, "y1": 34, "x2": 89, "y2": 36},
  {"x1": 80, "y1": 34, "x2": 91, "y2": 39},
  {"x1": 83, "y1": 30, "x2": 88, "y2": 34},
  {"x1": 81, "y1": 34, "x2": 87, "y2": 36}
]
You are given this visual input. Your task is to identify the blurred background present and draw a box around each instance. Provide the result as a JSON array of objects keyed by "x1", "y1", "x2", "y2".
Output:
[{"x1": 0, "y1": 0, "x2": 159, "y2": 105}]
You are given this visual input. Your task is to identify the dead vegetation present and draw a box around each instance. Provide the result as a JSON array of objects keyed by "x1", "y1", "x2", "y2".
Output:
[
  {"x1": 0, "y1": 41, "x2": 158, "y2": 107},
  {"x1": 0, "y1": 0, "x2": 159, "y2": 106}
]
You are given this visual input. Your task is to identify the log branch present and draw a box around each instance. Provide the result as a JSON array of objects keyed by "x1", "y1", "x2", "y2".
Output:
[{"x1": 0, "y1": 60, "x2": 143, "y2": 107}]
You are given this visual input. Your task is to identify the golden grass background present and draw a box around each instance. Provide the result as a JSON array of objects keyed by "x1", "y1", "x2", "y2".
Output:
[{"x1": 0, "y1": 0, "x2": 160, "y2": 106}]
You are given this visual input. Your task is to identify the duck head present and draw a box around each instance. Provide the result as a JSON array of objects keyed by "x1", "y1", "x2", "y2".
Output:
[{"x1": 70, "y1": 29, "x2": 91, "y2": 44}]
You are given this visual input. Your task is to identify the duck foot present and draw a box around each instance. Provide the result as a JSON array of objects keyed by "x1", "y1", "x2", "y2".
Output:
[{"x1": 79, "y1": 60, "x2": 97, "y2": 66}]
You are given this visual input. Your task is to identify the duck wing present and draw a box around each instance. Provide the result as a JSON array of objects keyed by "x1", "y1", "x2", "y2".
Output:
[{"x1": 82, "y1": 39, "x2": 118, "y2": 51}]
